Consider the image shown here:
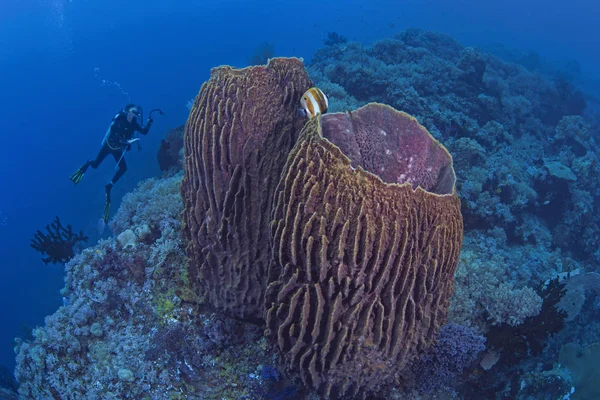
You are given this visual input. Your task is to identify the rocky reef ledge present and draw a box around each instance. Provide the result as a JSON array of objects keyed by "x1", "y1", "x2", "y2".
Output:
[{"x1": 14, "y1": 173, "x2": 289, "y2": 400}]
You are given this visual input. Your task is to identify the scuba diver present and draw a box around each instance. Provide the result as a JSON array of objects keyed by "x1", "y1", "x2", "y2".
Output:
[{"x1": 69, "y1": 104, "x2": 155, "y2": 224}]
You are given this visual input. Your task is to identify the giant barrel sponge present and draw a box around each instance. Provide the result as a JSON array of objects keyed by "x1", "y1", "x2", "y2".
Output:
[
  {"x1": 181, "y1": 58, "x2": 312, "y2": 320},
  {"x1": 266, "y1": 103, "x2": 463, "y2": 398}
]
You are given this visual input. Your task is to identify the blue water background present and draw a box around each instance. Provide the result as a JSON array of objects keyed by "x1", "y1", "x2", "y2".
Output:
[{"x1": 0, "y1": 0, "x2": 598, "y2": 372}]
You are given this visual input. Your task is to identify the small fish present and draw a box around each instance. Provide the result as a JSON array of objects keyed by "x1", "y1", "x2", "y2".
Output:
[{"x1": 300, "y1": 87, "x2": 328, "y2": 119}]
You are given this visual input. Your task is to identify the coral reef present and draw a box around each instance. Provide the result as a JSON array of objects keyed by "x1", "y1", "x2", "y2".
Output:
[
  {"x1": 407, "y1": 323, "x2": 486, "y2": 396},
  {"x1": 15, "y1": 174, "x2": 282, "y2": 400},
  {"x1": 305, "y1": 31, "x2": 600, "y2": 394},
  {"x1": 451, "y1": 239, "x2": 544, "y2": 329},
  {"x1": 181, "y1": 57, "x2": 312, "y2": 320},
  {"x1": 556, "y1": 271, "x2": 600, "y2": 321},
  {"x1": 266, "y1": 104, "x2": 462, "y2": 399},
  {"x1": 15, "y1": 29, "x2": 600, "y2": 399},
  {"x1": 485, "y1": 277, "x2": 567, "y2": 366},
  {"x1": 30, "y1": 216, "x2": 88, "y2": 265},
  {"x1": 308, "y1": 28, "x2": 599, "y2": 263},
  {"x1": 110, "y1": 173, "x2": 183, "y2": 240},
  {"x1": 304, "y1": 28, "x2": 599, "y2": 398}
]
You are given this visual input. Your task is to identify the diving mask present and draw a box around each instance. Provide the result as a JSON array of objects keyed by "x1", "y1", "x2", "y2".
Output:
[{"x1": 127, "y1": 107, "x2": 140, "y2": 123}]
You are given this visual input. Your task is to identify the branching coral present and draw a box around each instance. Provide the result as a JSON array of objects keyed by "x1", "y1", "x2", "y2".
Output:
[{"x1": 30, "y1": 216, "x2": 88, "y2": 265}]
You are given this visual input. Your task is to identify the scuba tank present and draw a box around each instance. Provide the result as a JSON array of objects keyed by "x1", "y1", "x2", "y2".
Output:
[{"x1": 101, "y1": 110, "x2": 127, "y2": 147}]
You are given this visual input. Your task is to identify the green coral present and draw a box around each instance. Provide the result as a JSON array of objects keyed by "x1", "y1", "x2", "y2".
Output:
[{"x1": 154, "y1": 292, "x2": 178, "y2": 324}]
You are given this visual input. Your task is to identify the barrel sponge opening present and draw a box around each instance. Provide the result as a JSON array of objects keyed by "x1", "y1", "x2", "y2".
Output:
[
  {"x1": 266, "y1": 103, "x2": 463, "y2": 399},
  {"x1": 181, "y1": 57, "x2": 312, "y2": 321},
  {"x1": 320, "y1": 103, "x2": 456, "y2": 195}
]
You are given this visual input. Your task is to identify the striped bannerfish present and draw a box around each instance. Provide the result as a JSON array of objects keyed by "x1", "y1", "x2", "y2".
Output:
[{"x1": 300, "y1": 87, "x2": 328, "y2": 119}]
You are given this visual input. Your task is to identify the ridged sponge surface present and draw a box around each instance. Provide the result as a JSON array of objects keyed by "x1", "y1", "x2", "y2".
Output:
[
  {"x1": 182, "y1": 58, "x2": 312, "y2": 320},
  {"x1": 266, "y1": 103, "x2": 463, "y2": 398}
]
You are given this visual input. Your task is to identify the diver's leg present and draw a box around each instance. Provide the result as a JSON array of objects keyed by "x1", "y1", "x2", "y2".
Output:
[
  {"x1": 109, "y1": 150, "x2": 127, "y2": 185},
  {"x1": 103, "y1": 150, "x2": 127, "y2": 223},
  {"x1": 90, "y1": 145, "x2": 111, "y2": 169},
  {"x1": 105, "y1": 150, "x2": 127, "y2": 196},
  {"x1": 69, "y1": 145, "x2": 111, "y2": 184}
]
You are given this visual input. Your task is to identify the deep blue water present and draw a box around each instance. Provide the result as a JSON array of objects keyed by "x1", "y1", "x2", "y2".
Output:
[{"x1": 1, "y1": 0, "x2": 598, "y2": 374}]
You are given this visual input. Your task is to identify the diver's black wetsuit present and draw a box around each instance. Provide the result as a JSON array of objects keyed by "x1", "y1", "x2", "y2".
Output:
[
  {"x1": 86, "y1": 111, "x2": 152, "y2": 184},
  {"x1": 69, "y1": 106, "x2": 154, "y2": 223}
]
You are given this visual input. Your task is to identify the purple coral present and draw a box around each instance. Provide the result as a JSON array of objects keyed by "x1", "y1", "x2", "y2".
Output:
[{"x1": 410, "y1": 323, "x2": 486, "y2": 394}]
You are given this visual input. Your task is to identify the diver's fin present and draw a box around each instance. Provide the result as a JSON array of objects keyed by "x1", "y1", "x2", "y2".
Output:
[
  {"x1": 103, "y1": 183, "x2": 113, "y2": 223},
  {"x1": 103, "y1": 200, "x2": 110, "y2": 224},
  {"x1": 69, "y1": 168, "x2": 85, "y2": 184},
  {"x1": 69, "y1": 163, "x2": 89, "y2": 185}
]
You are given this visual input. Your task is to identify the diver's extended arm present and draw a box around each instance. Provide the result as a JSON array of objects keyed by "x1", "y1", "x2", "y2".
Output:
[{"x1": 134, "y1": 118, "x2": 153, "y2": 135}]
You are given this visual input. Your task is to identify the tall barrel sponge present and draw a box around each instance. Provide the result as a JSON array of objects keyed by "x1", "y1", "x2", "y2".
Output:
[
  {"x1": 266, "y1": 103, "x2": 463, "y2": 398},
  {"x1": 181, "y1": 58, "x2": 312, "y2": 320}
]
